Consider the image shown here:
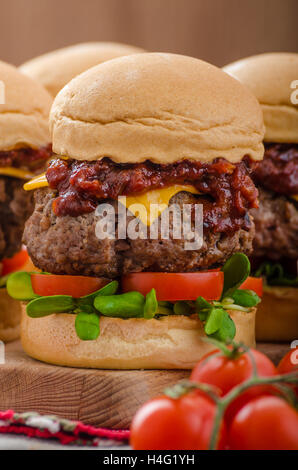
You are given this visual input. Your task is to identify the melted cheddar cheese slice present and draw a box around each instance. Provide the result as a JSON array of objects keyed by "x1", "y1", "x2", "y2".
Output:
[
  {"x1": 0, "y1": 167, "x2": 37, "y2": 180},
  {"x1": 119, "y1": 185, "x2": 200, "y2": 225},
  {"x1": 23, "y1": 172, "x2": 48, "y2": 190}
]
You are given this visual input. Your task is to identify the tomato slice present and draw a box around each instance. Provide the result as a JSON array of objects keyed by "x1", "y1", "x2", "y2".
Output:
[
  {"x1": 2, "y1": 248, "x2": 29, "y2": 276},
  {"x1": 121, "y1": 272, "x2": 224, "y2": 301},
  {"x1": 31, "y1": 274, "x2": 108, "y2": 298},
  {"x1": 30, "y1": 271, "x2": 262, "y2": 301},
  {"x1": 240, "y1": 277, "x2": 263, "y2": 297}
]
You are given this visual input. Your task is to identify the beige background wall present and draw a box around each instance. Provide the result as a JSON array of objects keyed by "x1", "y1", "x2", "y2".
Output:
[{"x1": 0, "y1": 0, "x2": 297, "y2": 67}]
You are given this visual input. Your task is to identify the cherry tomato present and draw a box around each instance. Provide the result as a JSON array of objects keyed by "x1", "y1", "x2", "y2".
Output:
[
  {"x1": 278, "y1": 347, "x2": 298, "y2": 375},
  {"x1": 190, "y1": 347, "x2": 277, "y2": 425},
  {"x1": 278, "y1": 347, "x2": 298, "y2": 396},
  {"x1": 1, "y1": 248, "x2": 29, "y2": 275},
  {"x1": 229, "y1": 396, "x2": 298, "y2": 450},
  {"x1": 122, "y1": 271, "x2": 224, "y2": 301},
  {"x1": 130, "y1": 393, "x2": 226, "y2": 450},
  {"x1": 31, "y1": 274, "x2": 108, "y2": 298},
  {"x1": 240, "y1": 276, "x2": 263, "y2": 297}
]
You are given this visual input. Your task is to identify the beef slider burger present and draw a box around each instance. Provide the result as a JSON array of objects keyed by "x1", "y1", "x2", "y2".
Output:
[
  {"x1": 13, "y1": 53, "x2": 264, "y2": 368},
  {"x1": 0, "y1": 61, "x2": 52, "y2": 342},
  {"x1": 224, "y1": 53, "x2": 298, "y2": 341},
  {"x1": 20, "y1": 42, "x2": 144, "y2": 97}
]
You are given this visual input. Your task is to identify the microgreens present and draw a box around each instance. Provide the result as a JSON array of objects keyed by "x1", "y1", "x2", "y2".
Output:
[
  {"x1": 254, "y1": 261, "x2": 298, "y2": 287},
  {"x1": 6, "y1": 254, "x2": 259, "y2": 342},
  {"x1": 196, "y1": 254, "x2": 260, "y2": 342}
]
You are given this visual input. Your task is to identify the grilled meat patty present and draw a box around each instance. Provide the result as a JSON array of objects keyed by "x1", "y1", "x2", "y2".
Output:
[
  {"x1": 251, "y1": 187, "x2": 298, "y2": 260},
  {"x1": 24, "y1": 188, "x2": 255, "y2": 277},
  {"x1": 0, "y1": 176, "x2": 33, "y2": 259}
]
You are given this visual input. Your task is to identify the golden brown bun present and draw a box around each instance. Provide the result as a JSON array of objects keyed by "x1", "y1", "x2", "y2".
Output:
[
  {"x1": 20, "y1": 42, "x2": 145, "y2": 97},
  {"x1": 21, "y1": 308, "x2": 256, "y2": 369},
  {"x1": 0, "y1": 60, "x2": 52, "y2": 151},
  {"x1": 0, "y1": 288, "x2": 21, "y2": 342},
  {"x1": 256, "y1": 285, "x2": 298, "y2": 342},
  {"x1": 50, "y1": 53, "x2": 264, "y2": 165},
  {"x1": 223, "y1": 53, "x2": 298, "y2": 143}
]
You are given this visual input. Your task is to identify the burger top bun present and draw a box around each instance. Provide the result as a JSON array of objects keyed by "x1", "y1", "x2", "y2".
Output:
[
  {"x1": 20, "y1": 42, "x2": 145, "y2": 97},
  {"x1": 50, "y1": 53, "x2": 265, "y2": 165},
  {"x1": 223, "y1": 53, "x2": 298, "y2": 143},
  {"x1": 0, "y1": 60, "x2": 52, "y2": 151}
]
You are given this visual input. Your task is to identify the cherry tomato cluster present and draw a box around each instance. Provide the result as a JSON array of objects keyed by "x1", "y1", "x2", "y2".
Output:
[{"x1": 130, "y1": 345, "x2": 298, "y2": 450}]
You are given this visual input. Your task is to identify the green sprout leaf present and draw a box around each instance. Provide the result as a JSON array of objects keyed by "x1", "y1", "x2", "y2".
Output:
[
  {"x1": 75, "y1": 312, "x2": 100, "y2": 341},
  {"x1": 209, "y1": 311, "x2": 236, "y2": 342},
  {"x1": 7, "y1": 271, "x2": 38, "y2": 301},
  {"x1": 204, "y1": 308, "x2": 224, "y2": 335},
  {"x1": 76, "y1": 280, "x2": 118, "y2": 308},
  {"x1": 196, "y1": 296, "x2": 213, "y2": 311},
  {"x1": 144, "y1": 288, "x2": 158, "y2": 319},
  {"x1": 94, "y1": 291, "x2": 145, "y2": 318},
  {"x1": 195, "y1": 296, "x2": 212, "y2": 321},
  {"x1": 98, "y1": 280, "x2": 119, "y2": 295},
  {"x1": 231, "y1": 289, "x2": 260, "y2": 307},
  {"x1": 27, "y1": 295, "x2": 75, "y2": 318},
  {"x1": 221, "y1": 253, "x2": 250, "y2": 300}
]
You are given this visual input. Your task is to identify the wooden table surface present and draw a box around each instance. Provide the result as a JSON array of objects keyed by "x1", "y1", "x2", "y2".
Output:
[{"x1": 0, "y1": 340, "x2": 290, "y2": 429}]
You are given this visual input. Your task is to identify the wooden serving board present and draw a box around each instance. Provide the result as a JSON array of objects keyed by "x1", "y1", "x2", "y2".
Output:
[{"x1": 0, "y1": 341, "x2": 290, "y2": 429}]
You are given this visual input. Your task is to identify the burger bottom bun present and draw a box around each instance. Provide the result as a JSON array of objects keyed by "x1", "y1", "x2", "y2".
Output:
[
  {"x1": 256, "y1": 286, "x2": 298, "y2": 342},
  {"x1": 0, "y1": 288, "x2": 21, "y2": 342},
  {"x1": 21, "y1": 308, "x2": 256, "y2": 369}
]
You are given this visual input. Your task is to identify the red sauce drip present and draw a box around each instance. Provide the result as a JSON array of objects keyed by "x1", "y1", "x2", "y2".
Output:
[
  {"x1": 248, "y1": 143, "x2": 298, "y2": 195},
  {"x1": 47, "y1": 157, "x2": 258, "y2": 233},
  {"x1": 0, "y1": 144, "x2": 52, "y2": 171}
]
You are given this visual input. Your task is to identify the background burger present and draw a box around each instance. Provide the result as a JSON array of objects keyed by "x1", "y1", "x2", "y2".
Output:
[
  {"x1": 9, "y1": 53, "x2": 264, "y2": 368},
  {"x1": 224, "y1": 53, "x2": 298, "y2": 342},
  {"x1": 0, "y1": 60, "x2": 52, "y2": 342},
  {"x1": 19, "y1": 42, "x2": 144, "y2": 97}
]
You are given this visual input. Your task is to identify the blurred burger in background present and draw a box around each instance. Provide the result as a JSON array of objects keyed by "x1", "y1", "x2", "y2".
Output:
[
  {"x1": 19, "y1": 42, "x2": 145, "y2": 97},
  {"x1": 10, "y1": 53, "x2": 265, "y2": 368},
  {"x1": 224, "y1": 53, "x2": 298, "y2": 341},
  {"x1": 0, "y1": 60, "x2": 52, "y2": 341}
]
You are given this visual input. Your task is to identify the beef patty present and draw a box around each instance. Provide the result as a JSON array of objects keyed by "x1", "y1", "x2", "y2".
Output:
[
  {"x1": 0, "y1": 176, "x2": 34, "y2": 259},
  {"x1": 24, "y1": 188, "x2": 255, "y2": 278},
  {"x1": 251, "y1": 188, "x2": 298, "y2": 260}
]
